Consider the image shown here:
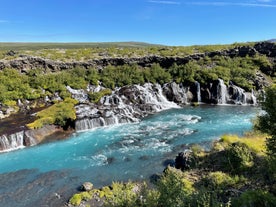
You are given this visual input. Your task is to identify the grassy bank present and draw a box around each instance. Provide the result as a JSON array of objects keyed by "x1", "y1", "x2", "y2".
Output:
[{"x1": 67, "y1": 133, "x2": 276, "y2": 207}]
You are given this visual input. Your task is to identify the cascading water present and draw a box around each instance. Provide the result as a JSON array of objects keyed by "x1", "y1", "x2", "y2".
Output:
[
  {"x1": 251, "y1": 90, "x2": 257, "y2": 105},
  {"x1": 0, "y1": 131, "x2": 25, "y2": 152},
  {"x1": 0, "y1": 106, "x2": 258, "y2": 207},
  {"x1": 195, "y1": 81, "x2": 201, "y2": 103},
  {"x1": 217, "y1": 79, "x2": 227, "y2": 104},
  {"x1": 232, "y1": 85, "x2": 247, "y2": 104},
  {"x1": 75, "y1": 83, "x2": 179, "y2": 131},
  {"x1": 136, "y1": 83, "x2": 179, "y2": 110}
]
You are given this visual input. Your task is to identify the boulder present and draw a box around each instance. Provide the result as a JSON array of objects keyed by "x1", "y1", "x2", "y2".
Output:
[
  {"x1": 175, "y1": 150, "x2": 193, "y2": 171},
  {"x1": 81, "y1": 182, "x2": 93, "y2": 191}
]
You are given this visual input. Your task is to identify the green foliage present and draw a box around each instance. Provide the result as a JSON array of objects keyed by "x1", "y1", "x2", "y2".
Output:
[
  {"x1": 27, "y1": 98, "x2": 78, "y2": 129},
  {"x1": 69, "y1": 191, "x2": 93, "y2": 206},
  {"x1": 157, "y1": 167, "x2": 194, "y2": 207},
  {"x1": 169, "y1": 62, "x2": 198, "y2": 84},
  {"x1": 100, "y1": 64, "x2": 145, "y2": 88},
  {"x1": 142, "y1": 189, "x2": 160, "y2": 207},
  {"x1": 232, "y1": 190, "x2": 276, "y2": 207},
  {"x1": 88, "y1": 89, "x2": 112, "y2": 103},
  {"x1": 220, "y1": 134, "x2": 266, "y2": 155},
  {"x1": 202, "y1": 172, "x2": 244, "y2": 190},
  {"x1": 104, "y1": 182, "x2": 138, "y2": 207},
  {"x1": 147, "y1": 63, "x2": 172, "y2": 84},
  {"x1": 225, "y1": 142, "x2": 254, "y2": 173},
  {"x1": 0, "y1": 68, "x2": 41, "y2": 102},
  {"x1": 3, "y1": 100, "x2": 17, "y2": 107},
  {"x1": 256, "y1": 85, "x2": 276, "y2": 157},
  {"x1": 167, "y1": 55, "x2": 258, "y2": 90},
  {"x1": 69, "y1": 193, "x2": 82, "y2": 206},
  {"x1": 189, "y1": 190, "x2": 230, "y2": 207}
]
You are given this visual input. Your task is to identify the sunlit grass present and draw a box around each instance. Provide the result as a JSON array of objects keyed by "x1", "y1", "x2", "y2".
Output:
[{"x1": 220, "y1": 133, "x2": 267, "y2": 155}]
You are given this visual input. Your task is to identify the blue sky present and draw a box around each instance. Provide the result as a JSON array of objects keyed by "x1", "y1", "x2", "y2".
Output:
[{"x1": 0, "y1": 0, "x2": 275, "y2": 45}]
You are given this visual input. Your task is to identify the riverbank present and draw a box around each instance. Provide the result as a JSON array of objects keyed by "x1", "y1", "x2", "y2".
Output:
[{"x1": 66, "y1": 133, "x2": 276, "y2": 207}]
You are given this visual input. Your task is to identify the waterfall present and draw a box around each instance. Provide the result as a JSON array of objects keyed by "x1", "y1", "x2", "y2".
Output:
[
  {"x1": 195, "y1": 81, "x2": 201, "y2": 103},
  {"x1": 251, "y1": 90, "x2": 257, "y2": 105},
  {"x1": 75, "y1": 118, "x2": 105, "y2": 131},
  {"x1": 0, "y1": 131, "x2": 25, "y2": 152},
  {"x1": 233, "y1": 85, "x2": 247, "y2": 104},
  {"x1": 136, "y1": 83, "x2": 179, "y2": 111},
  {"x1": 217, "y1": 79, "x2": 227, "y2": 104},
  {"x1": 75, "y1": 83, "x2": 179, "y2": 131}
]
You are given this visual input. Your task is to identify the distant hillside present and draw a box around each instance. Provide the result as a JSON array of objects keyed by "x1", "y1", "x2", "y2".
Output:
[
  {"x1": 267, "y1": 39, "x2": 276, "y2": 43},
  {"x1": 0, "y1": 42, "x2": 164, "y2": 51}
]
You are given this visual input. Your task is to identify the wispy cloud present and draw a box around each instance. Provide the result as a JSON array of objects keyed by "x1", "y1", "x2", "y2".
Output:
[
  {"x1": 148, "y1": 0, "x2": 181, "y2": 5},
  {"x1": 186, "y1": 1, "x2": 276, "y2": 8},
  {"x1": 0, "y1": 20, "x2": 9, "y2": 23},
  {"x1": 257, "y1": 0, "x2": 272, "y2": 2}
]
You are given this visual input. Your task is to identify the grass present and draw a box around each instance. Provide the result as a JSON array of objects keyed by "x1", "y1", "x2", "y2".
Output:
[
  {"x1": 26, "y1": 98, "x2": 78, "y2": 129},
  {"x1": 0, "y1": 42, "x2": 164, "y2": 51},
  {"x1": 0, "y1": 41, "x2": 257, "y2": 61},
  {"x1": 219, "y1": 133, "x2": 267, "y2": 155}
]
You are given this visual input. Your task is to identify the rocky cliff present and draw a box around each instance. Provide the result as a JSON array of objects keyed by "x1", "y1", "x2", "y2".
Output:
[
  {"x1": 0, "y1": 42, "x2": 275, "y2": 75},
  {"x1": 0, "y1": 42, "x2": 275, "y2": 153}
]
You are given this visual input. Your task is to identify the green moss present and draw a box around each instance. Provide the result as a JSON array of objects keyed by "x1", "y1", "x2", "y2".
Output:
[
  {"x1": 3, "y1": 100, "x2": 17, "y2": 107},
  {"x1": 26, "y1": 98, "x2": 78, "y2": 129},
  {"x1": 69, "y1": 193, "x2": 82, "y2": 206},
  {"x1": 68, "y1": 191, "x2": 93, "y2": 206}
]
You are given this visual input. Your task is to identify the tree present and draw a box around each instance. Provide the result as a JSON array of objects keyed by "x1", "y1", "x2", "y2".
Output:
[{"x1": 256, "y1": 85, "x2": 276, "y2": 157}]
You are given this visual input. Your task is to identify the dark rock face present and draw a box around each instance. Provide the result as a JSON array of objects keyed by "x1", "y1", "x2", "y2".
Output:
[
  {"x1": 254, "y1": 42, "x2": 276, "y2": 57},
  {"x1": 0, "y1": 42, "x2": 275, "y2": 72},
  {"x1": 175, "y1": 150, "x2": 193, "y2": 171},
  {"x1": 1, "y1": 42, "x2": 274, "y2": 152},
  {"x1": 163, "y1": 82, "x2": 190, "y2": 104}
]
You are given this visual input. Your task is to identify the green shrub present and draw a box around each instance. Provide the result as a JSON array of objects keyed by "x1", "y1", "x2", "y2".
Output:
[
  {"x1": 233, "y1": 190, "x2": 276, "y2": 207},
  {"x1": 69, "y1": 191, "x2": 93, "y2": 206},
  {"x1": 157, "y1": 167, "x2": 195, "y2": 207},
  {"x1": 104, "y1": 182, "x2": 139, "y2": 207},
  {"x1": 69, "y1": 193, "x2": 82, "y2": 206},
  {"x1": 202, "y1": 171, "x2": 244, "y2": 190},
  {"x1": 3, "y1": 100, "x2": 17, "y2": 107},
  {"x1": 27, "y1": 98, "x2": 78, "y2": 129},
  {"x1": 226, "y1": 142, "x2": 254, "y2": 173},
  {"x1": 189, "y1": 190, "x2": 229, "y2": 207},
  {"x1": 88, "y1": 89, "x2": 112, "y2": 103}
]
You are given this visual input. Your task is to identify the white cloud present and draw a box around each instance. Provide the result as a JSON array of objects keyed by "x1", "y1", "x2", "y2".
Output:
[
  {"x1": 148, "y1": 0, "x2": 181, "y2": 5},
  {"x1": 186, "y1": 1, "x2": 276, "y2": 8}
]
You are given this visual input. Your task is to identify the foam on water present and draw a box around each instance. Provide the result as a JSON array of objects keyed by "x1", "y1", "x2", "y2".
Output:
[{"x1": 0, "y1": 105, "x2": 258, "y2": 207}]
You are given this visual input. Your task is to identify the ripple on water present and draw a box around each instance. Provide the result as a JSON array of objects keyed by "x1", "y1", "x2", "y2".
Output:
[{"x1": 0, "y1": 106, "x2": 258, "y2": 207}]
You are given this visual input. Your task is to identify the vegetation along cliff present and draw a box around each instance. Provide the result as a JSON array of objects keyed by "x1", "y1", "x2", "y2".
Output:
[{"x1": 0, "y1": 41, "x2": 275, "y2": 152}]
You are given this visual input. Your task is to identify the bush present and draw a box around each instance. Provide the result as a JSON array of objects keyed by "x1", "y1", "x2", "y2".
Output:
[
  {"x1": 69, "y1": 191, "x2": 93, "y2": 206},
  {"x1": 27, "y1": 98, "x2": 78, "y2": 129},
  {"x1": 104, "y1": 182, "x2": 139, "y2": 207},
  {"x1": 226, "y1": 142, "x2": 254, "y2": 173},
  {"x1": 69, "y1": 193, "x2": 82, "y2": 206},
  {"x1": 202, "y1": 171, "x2": 243, "y2": 190},
  {"x1": 233, "y1": 190, "x2": 276, "y2": 207},
  {"x1": 157, "y1": 167, "x2": 195, "y2": 207},
  {"x1": 88, "y1": 89, "x2": 112, "y2": 103}
]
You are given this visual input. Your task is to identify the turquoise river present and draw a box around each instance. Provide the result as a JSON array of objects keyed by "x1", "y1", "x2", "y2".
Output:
[{"x1": 0, "y1": 105, "x2": 258, "y2": 207}]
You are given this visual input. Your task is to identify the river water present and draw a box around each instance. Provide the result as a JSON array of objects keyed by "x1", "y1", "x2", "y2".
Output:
[{"x1": 0, "y1": 105, "x2": 258, "y2": 207}]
